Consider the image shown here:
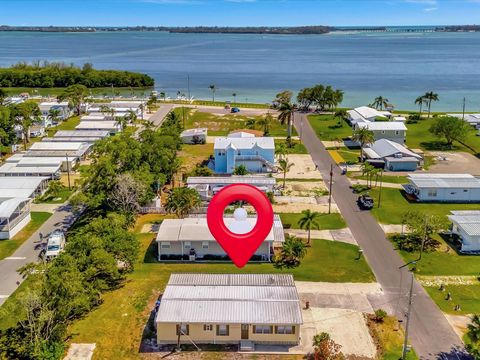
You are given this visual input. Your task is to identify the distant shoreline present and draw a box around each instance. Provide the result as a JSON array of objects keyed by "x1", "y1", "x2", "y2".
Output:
[{"x1": 0, "y1": 25, "x2": 479, "y2": 34}]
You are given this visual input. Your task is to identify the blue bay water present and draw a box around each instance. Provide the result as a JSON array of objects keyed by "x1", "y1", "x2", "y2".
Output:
[{"x1": 0, "y1": 31, "x2": 479, "y2": 111}]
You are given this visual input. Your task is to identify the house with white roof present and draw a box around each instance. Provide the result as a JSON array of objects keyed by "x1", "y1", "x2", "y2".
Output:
[
  {"x1": 353, "y1": 121, "x2": 407, "y2": 144},
  {"x1": 448, "y1": 211, "x2": 480, "y2": 252},
  {"x1": 0, "y1": 177, "x2": 49, "y2": 199},
  {"x1": 214, "y1": 136, "x2": 275, "y2": 174},
  {"x1": 364, "y1": 139, "x2": 422, "y2": 171},
  {"x1": 347, "y1": 106, "x2": 391, "y2": 124},
  {"x1": 180, "y1": 128, "x2": 207, "y2": 144},
  {"x1": 155, "y1": 273, "x2": 302, "y2": 348},
  {"x1": 404, "y1": 174, "x2": 480, "y2": 202},
  {"x1": 39, "y1": 101, "x2": 72, "y2": 126},
  {"x1": 76, "y1": 121, "x2": 121, "y2": 134},
  {"x1": 187, "y1": 176, "x2": 277, "y2": 200},
  {"x1": 156, "y1": 215, "x2": 284, "y2": 261},
  {"x1": 0, "y1": 197, "x2": 31, "y2": 239},
  {"x1": 448, "y1": 114, "x2": 480, "y2": 129},
  {"x1": 0, "y1": 162, "x2": 61, "y2": 179}
]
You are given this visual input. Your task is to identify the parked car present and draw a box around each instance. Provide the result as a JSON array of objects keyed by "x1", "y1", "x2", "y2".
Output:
[
  {"x1": 231, "y1": 107, "x2": 240, "y2": 113},
  {"x1": 45, "y1": 230, "x2": 66, "y2": 261},
  {"x1": 357, "y1": 194, "x2": 374, "y2": 210}
]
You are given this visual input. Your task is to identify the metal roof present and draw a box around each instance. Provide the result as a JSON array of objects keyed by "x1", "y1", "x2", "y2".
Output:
[
  {"x1": 42, "y1": 137, "x2": 103, "y2": 143},
  {"x1": 17, "y1": 157, "x2": 64, "y2": 167},
  {"x1": 156, "y1": 274, "x2": 302, "y2": 325},
  {"x1": 76, "y1": 121, "x2": 120, "y2": 130},
  {"x1": 29, "y1": 142, "x2": 86, "y2": 151},
  {"x1": 366, "y1": 139, "x2": 421, "y2": 160},
  {"x1": 54, "y1": 130, "x2": 110, "y2": 138},
  {"x1": 187, "y1": 176, "x2": 276, "y2": 186},
  {"x1": 80, "y1": 115, "x2": 108, "y2": 121},
  {"x1": 0, "y1": 162, "x2": 61, "y2": 175},
  {"x1": 181, "y1": 128, "x2": 207, "y2": 137},
  {"x1": 155, "y1": 215, "x2": 284, "y2": 243},
  {"x1": 356, "y1": 121, "x2": 407, "y2": 131},
  {"x1": 449, "y1": 212, "x2": 480, "y2": 236},
  {"x1": 0, "y1": 176, "x2": 48, "y2": 190},
  {"x1": 408, "y1": 174, "x2": 480, "y2": 189},
  {"x1": 214, "y1": 137, "x2": 275, "y2": 150},
  {"x1": 352, "y1": 106, "x2": 391, "y2": 119},
  {"x1": 0, "y1": 197, "x2": 29, "y2": 218}
]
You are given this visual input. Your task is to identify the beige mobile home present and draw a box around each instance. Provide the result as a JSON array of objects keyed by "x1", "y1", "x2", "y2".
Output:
[{"x1": 155, "y1": 273, "x2": 302, "y2": 350}]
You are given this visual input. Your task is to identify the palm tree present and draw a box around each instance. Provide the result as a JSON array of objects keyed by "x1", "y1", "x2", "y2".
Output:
[
  {"x1": 159, "y1": 91, "x2": 166, "y2": 102},
  {"x1": 245, "y1": 118, "x2": 257, "y2": 130},
  {"x1": 334, "y1": 109, "x2": 348, "y2": 121},
  {"x1": 373, "y1": 96, "x2": 389, "y2": 110},
  {"x1": 209, "y1": 84, "x2": 216, "y2": 102},
  {"x1": 233, "y1": 164, "x2": 248, "y2": 175},
  {"x1": 278, "y1": 102, "x2": 295, "y2": 138},
  {"x1": 139, "y1": 103, "x2": 145, "y2": 120},
  {"x1": 361, "y1": 162, "x2": 375, "y2": 187},
  {"x1": 414, "y1": 95, "x2": 425, "y2": 114},
  {"x1": 232, "y1": 92, "x2": 237, "y2": 105},
  {"x1": 257, "y1": 113, "x2": 273, "y2": 136},
  {"x1": 125, "y1": 109, "x2": 138, "y2": 125},
  {"x1": 165, "y1": 187, "x2": 201, "y2": 218},
  {"x1": 423, "y1": 91, "x2": 439, "y2": 119},
  {"x1": 275, "y1": 142, "x2": 289, "y2": 160},
  {"x1": 298, "y1": 209, "x2": 321, "y2": 246},
  {"x1": 277, "y1": 158, "x2": 293, "y2": 189},
  {"x1": 352, "y1": 127, "x2": 375, "y2": 161},
  {"x1": 467, "y1": 315, "x2": 480, "y2": 343},
  {"x1": 275, "y1": 234, "x2": 307, "y2": 268},
  {"x1": 57, "y1": 84, "x2": 88, "y2": 116},
  {"x1": 47, "y1": 108, "x2": 61, "y2": 125}
]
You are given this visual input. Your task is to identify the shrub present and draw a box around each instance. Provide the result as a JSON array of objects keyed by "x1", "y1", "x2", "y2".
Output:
[
  {"x1": 390, "y1": 233, "x2": 441, "y2": 253},
  {"x1": 352, "y1": 184, "x2": 370, "y2": 193},
  {"x1": 374, "y1": 309, "x2": 387, "y2": 323}
]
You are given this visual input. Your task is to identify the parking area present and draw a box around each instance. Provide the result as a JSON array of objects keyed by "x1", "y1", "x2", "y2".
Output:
[
  {"x1": 275, "y1": 154, "x2": 323, "y2": 180},
  {"x1": 427, "y1": 151, "x2": 480, "y2": 175}
]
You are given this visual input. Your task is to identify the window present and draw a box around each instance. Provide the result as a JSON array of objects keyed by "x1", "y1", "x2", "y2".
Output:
[
  {"x1": 216, "y1": 324, "x2": 229, "y2": 336},
  {"x1": 202, "y1": 241, "x2": 209, "y2": 249},
  {"x1": 275, "y1": 326, "x2": 294, "y2": 334},
  {"x1": 253, "y1": 325, "x2": 273, "y2": 334},
  {"x1": 184, "y1": 241, "x2": 191, "y2": 249},
  {"x1": 218, "y1": 152, "x2": 222, "y2": 156},
  {"x1": 161, "y1": 242, "x2": 171, "y2": 249},
  {"x1": 395, "y1": 130, "x2": 400, "y2": 135},
  {"x1": 203, "y1": 324, "x2": 213, "y2": 331},
  {"x1": 381, "y1": 130, "x2": 385, "y2": 134},
  {"x1": 176, "y1": 324, "x2": 189, "y2": 335},
  {"x1": 427, "y1": 190, "x2": 437, "y2": 197}
]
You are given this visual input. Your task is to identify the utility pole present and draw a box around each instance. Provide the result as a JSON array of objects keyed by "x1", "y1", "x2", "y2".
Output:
[
  {"x1": 462, "y1": 97, "x2": 466, "y2": 121},
  {"x1": 65, "y1": 153, "x2": 71, "y2": 190},
  {"x1": 378, "y1": 169, "x2": 384, "y2": 208},
  {"x1": 187, "y1": 74, "x2": 190, "y2": 101},
  {"x1": 402, "y1": 268, "x2": 415, "y2": 360},
  {"x1": 328, "y1": 164, "x2": 333, "y2": 214}
]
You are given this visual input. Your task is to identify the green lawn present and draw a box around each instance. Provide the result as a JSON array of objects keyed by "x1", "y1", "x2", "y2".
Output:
[
  {"x1": 177, "y1": 143, "x2": 214, "y2": 172},
  {"x1": 0, "y1": 212, "x2": 52, "y2": 260},
  {"x1": 191, "y1": 100, "x2": 269, "y2": 109},
  {"x1": 337, "y1": 148, "x2": 360, "y2": 164},
  {"x1": 46, "y1": 116, "x2": 81, "y2": 135},
  {"x1": 0, "y1": 276, "x2": 38, "y2": 330},
  {"x1": 366, "y1": 188, "x2": 480, "y2": 224},
  {"x1": 35, "y1": 188, "x2": 75, "y2": 204},
  {"x1": 425, "y1": 285, "x2": 480, "y2": 315},
  {"x1": 405, "y1": 118, "x2": 480, "y2": 155},
  {"x1": 279, "y1": 213, "x2": 346, "y2": 230},
  {"x1": 181, "y1": 107, "x2": 295, "y2": 136},
  {"x1": 308, "y1": 114, "x2": 352, "y2": 141},
  {"x1": 275, "y1": 139, "x2": 308, "y2": 154},
  {"x1": 63, "y1": 213, "x2": 372, "y2": 359}
]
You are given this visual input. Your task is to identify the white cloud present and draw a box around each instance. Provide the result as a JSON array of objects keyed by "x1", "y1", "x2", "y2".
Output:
[
  {"x1": 405, "y1": 0, "x2": 437, "y2": 4},
  {"x1": 424, "y1": 6, "x2": 438, "y2": 11}
]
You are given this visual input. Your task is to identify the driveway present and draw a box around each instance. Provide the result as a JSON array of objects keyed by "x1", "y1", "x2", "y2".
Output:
[{"x1": 295, "y1": 112, "x2": 471, "y2": 359}]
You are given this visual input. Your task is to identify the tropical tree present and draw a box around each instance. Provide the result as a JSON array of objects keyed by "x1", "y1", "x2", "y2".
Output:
[
  {"x1": 57, "y1": 84, "x2": 88, "y2": 116},
  {"x1": 334, "y1": 109, "x2": 348, "y2": 121},
  {"x1": 245, "y1": 118, "x2": 257, "y2": 130},
  {"x1": 429, "y1": 116, "x2": 470, "y2": 148},
  {"x1": 275, "y1": 90, "x2": 293, "y2": 105},
  {"x1": 312, "y1": 332, "x2": 344, "y2": 360},
  {"x1": 125, "y1": 109, "x2": 138, "y2": 125},
  {"x1": 0, "y1": 88, "x2": 7, "y2": 105},
  {"x1": 361, "y1": 162, "x2": 375, "y2": 187},
  {"x1": 44, "y1": 180, "x2": 66, "y2": 200},
  {"x1": 165, "y1": 187, "x2": 201, "y2": 218},
  {"x1": 414, "y1": 95, "x2": 426, "y2": 114},
  {"x1": 278, "y1": 102, "x2": 295, "y2": 138},
  {"x1": 233, "y1": 164, "x2": 248, "y2": 175},
  {"x1": 423, "y1": 91, "x2": 439, "y2": 119},
  {"x1": 277, "y1": 158, "x2": 293, "y2": 188},
  {"x1": 47, "y1": 108, "x2": 61, "y2": 125},
  {"x1": 273, "y1": 234, "x2": 307, "y2": 269},
  {"x1": 467, "y1": 315, "x2": 480, "y2": 357},
  {"x1": 209, "y1": 84, "x2": 216, "y2": 102},
  {"x1": 11, "y1": 100, "x2": 41, "y2": 148},
  {"x1": 372, "y1": 96, "x2": 389, "y2": 110},
  {"x1": 257, "y1": 113, "x2": 273, "y2": 136},
  {"x1": 352, "y1": 127, "x2": 375, "y2": 161},
  {"x1": 159, "y1": 91, "x2": 166, "y2": 102},
  {"x1": 232, "y1": 92, "x2": 237, "y2": 105},
  {"x1": 298, "y1": 209, "x2": 321, "y2": 246},
  {"x1": 275, "y1": 142, "x2": 289, "y2": 160}
]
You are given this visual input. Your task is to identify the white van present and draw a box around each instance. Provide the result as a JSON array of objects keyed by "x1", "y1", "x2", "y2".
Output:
[{"x1": 45, "y1": 230, "x2": 66, "y2": 260}]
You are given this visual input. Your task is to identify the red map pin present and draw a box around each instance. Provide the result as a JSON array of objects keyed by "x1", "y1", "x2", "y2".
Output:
[{"x1": 206, "y1": 184, "x2": 274, "y2": 268}]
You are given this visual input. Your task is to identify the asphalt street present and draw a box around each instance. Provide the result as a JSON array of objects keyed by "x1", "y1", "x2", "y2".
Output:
[{"x1": 294, "y1": 112, "x2": 471, "y2": 360}]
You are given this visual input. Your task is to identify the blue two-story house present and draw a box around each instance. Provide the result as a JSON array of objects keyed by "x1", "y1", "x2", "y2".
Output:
[{"x1": 214, "y1": 135, "x2": 275, "y2": 174}]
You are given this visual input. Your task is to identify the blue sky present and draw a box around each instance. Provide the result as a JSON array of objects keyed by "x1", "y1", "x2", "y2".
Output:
[{"x1": 1, "y1": 0, "x2": 479, "y2": 27}]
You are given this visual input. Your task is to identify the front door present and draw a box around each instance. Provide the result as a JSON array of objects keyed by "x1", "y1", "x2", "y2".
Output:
[{"x1": 241, "y1": 324, "x2": 249, "y2": 339}]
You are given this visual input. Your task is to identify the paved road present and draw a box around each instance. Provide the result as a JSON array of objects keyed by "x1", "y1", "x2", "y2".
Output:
[
  {"x1": 295, "y1": 113, "x2": 471, "y2": 360},
  {"x1": 0, "y1": 204, "x2": 78, "y2": 306},
  {"x1": 150, "y1": 103, "x2": 176, "y2": 128}
]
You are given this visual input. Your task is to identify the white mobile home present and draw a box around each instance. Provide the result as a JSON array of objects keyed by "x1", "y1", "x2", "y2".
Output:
[
  {"x1": 76, "y1": 121, "x2": 121, "y2": 134},
  {"x1": 448, "y1": 211, "x2": 480, "y2": 253},
  {"x1": 0, "y1": 162, "x2": 61, "y2": 179},
  {"x1": 180, "y1": 128, "x2": 207, "y2": 144},
  {"x1": 353, "y1": 122, "x2": 407, "y2": 144},
  {"x1": 0, "y1": 177, "x2": 49, "y2": 199},
  {"x1": 0, "y1": 197, "x2": 31, "y2": 239},
  {"x1": 156, "y1": 215, "x2": 284, "y2": 261},
  {"x1": 404, "y1": 174, "x2": 480, "y2": 202},
  {"x1": 364, "y1": 139, "x2": 422, "y2": 171},
  {"x1": 347, "y1": 106, "x2": 391, "y2": 124}
]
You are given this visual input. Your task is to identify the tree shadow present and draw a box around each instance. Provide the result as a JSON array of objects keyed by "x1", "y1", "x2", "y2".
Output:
[{"x1": 143, "y1": 237, "x2": 158, "y2": 263}]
